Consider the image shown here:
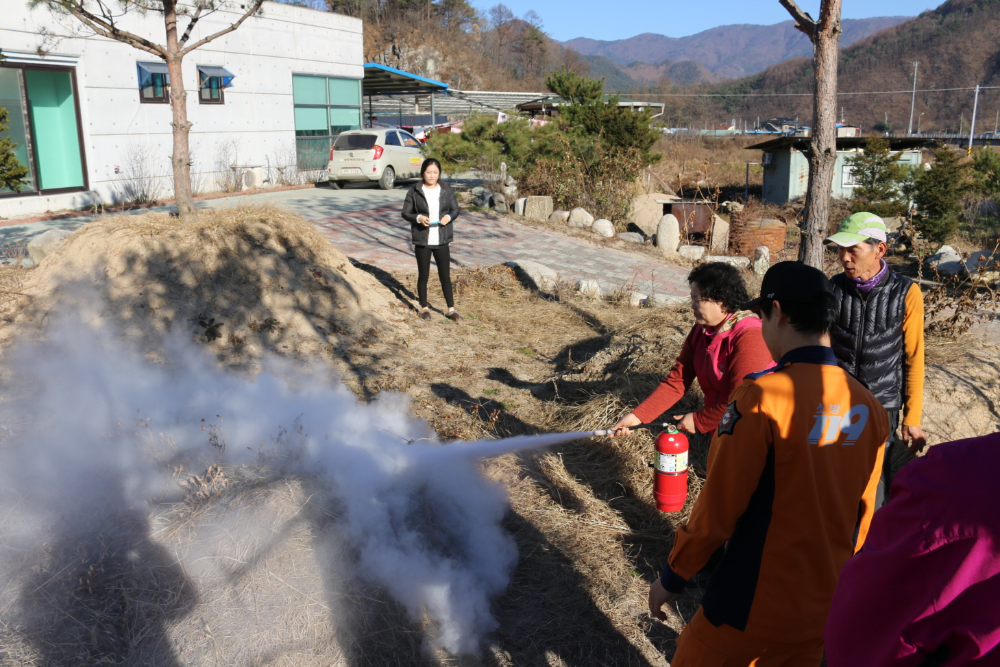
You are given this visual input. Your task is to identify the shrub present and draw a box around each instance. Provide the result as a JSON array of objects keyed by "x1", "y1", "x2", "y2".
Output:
[
  {"x1": 971, "y1": 147, "x2": 1000, "y2": 198},
  {"x1": 913, "y1": 147, "x2": 971, "y2": 245},
  {"x1": 845, "y1": 136, "x2": 908, "y2": 218}
]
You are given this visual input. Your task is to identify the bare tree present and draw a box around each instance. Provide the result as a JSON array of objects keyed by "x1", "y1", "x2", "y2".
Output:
[
  {"x1": 32, "y1": 0, "x2": 266, "y2": 218},
  {"x1": 780, "y1": 0, "x2": 842, "y2": 268}
]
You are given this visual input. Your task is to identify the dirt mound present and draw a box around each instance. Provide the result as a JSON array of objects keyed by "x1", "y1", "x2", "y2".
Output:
[{"x1": 0, "y1": 206, "x2": 408, "y2": 361}]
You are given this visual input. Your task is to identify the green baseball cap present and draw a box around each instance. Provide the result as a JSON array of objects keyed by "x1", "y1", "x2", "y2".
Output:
[{"x1": 826, "y1": 212, "x2": 888, "y2": 247}]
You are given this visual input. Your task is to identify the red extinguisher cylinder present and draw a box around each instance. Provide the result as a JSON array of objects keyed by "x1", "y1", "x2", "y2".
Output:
[{"x1": 654, "y1": 427, "x2": 689, "y2": 513}]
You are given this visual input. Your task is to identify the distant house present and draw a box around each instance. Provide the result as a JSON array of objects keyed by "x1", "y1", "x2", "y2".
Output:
[
  {"x1": 748, "y1": 136, "x2": 928, "y2": 205},
  {"x1": 762, "y1": 117, "x2": 799, "y2": 134}
]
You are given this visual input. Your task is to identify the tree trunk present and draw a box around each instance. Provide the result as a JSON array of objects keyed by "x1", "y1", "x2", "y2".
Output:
[
  {"x1": 797, "y1": 0, "x2": 842, "y2": 268},
  {"x1": 164, "y1": 1, "x2": 197, "y2": 218}
]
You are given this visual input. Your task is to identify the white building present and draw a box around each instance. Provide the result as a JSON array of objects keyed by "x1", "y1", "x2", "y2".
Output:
[{"x1": 0, "y1": 1, "x2": 363, "y2": 218}]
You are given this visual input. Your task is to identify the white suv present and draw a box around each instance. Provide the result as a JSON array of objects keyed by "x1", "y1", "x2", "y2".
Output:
[{"x1": 326, "y1": 128, "x2": 424, "y2": 190}]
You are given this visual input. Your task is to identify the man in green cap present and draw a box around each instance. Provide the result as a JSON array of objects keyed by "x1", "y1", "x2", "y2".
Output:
[{"x1": 826, "y1": 212, "x2": 926, "y2": 507}]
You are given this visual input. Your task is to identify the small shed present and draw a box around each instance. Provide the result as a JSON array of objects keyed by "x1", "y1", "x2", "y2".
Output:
[{"x1": 747, "y1": 136, "x2": 930, "y2": 205}]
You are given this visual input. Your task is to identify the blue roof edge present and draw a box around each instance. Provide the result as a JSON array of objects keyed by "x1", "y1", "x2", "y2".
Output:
[{"x1": 363, "y1": 63, "x2": 449, "y2": 90}]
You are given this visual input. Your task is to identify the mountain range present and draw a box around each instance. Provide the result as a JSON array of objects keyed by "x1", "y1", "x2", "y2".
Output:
[
  {"x1": 680, "y1": 0, "x2": 1000, "y2": 134},
  {"x1": 561, "y1": 17, "x2": 911, "y2": 86}
]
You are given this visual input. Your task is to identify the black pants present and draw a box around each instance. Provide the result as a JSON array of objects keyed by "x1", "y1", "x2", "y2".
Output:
[
  {"x1": 875, "y1": 409, "x2": 901, "y2": 509},
  {"x1": 415, "y1": 244, "x2": 454, "y2": 309}
]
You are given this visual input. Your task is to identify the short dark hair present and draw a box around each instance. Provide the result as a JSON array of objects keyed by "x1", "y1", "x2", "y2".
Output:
[
  {"x1": 758, "y1": 293, "x2": 838, "y2": 335},
  {"x1": 688, "y1": 262, "x2": 751, "y2": 313},
  {"x1": 421, "y1": 158, "x2": 443, "y2": 181}
]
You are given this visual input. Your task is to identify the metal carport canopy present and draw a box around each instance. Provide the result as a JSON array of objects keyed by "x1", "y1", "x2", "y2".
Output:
[{"x1": 362, "y1": 63, "x2": 449, "y2": 95}]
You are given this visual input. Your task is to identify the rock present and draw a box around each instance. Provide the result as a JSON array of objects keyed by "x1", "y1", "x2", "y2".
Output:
[
  {"x1": 629, "y1": 193, "x2": 669, "y2": 237},
  {"x1": 703, "y1": 255, "x2": 751, "y2": 269},
  {"x1": 549, "y1": 210, "x2": 570, "y2": 224},
  {"x1": 504, "y1": 185, "x2": 518, "y2": 199},
  {"x1": 592, "y1": 219, "x2": 615, "y2": 238},
  {"x1": 655, "y1": 214, "x2": 680, "y2": 252},
  {"x1": 471, "y1": 186, "x2": 487, "y2": 195},
  {"x1": 524, "y1": 196, "x2": 554, "y2": 222},
  {"x1": 678, "y1": 245, "x2": 706, "y2": 261},
  {"x1": 752, "y1": 246, "x2": 770, "y2": 276},
  {"x1": 924, "y1": 245, "x2": 963, "y2": 276},
  {"x1": 965, "y1": 250, "x2": 1000, "y2": 282},
  {"x1": 720, "y1": 200, "x2": 744, "y2": 214},
  {"x1": 493, "y1": 193, "x2": 506, "y2": 204},
  {"x1": 650, "y1": 294, "x2": 691, "y2": 308},
  {"x1": 494, "y1": 201, "x2": 508, "y2": 214},
  {"x1": 577, "y1": 279, "x2": 604, "y2": 299},
  {"x1": 568, "y1": 208, "x2": 595, "y2": 227},
  {"x1": 629, "y1": 292, "x2": 649, "y2": 308},
  {"x1": 617, "y1": 232, "x2": 646, "y2": 243},
  {"x1": 473, "y1": 190, "x2": 494, "y2": 207},
  {"x1": 504, "y1": 259, "x2": 558, "y2": 292},
  {"x1": 882, "y1": 216, "x2": 905, "y2": 233},
  {"x1": 27, "y1": 228, "x2": 73, "y2": 265},
  {"x1": 710, "y1": 215, "x2": 730, "y2": 254},
  {"x1": 504, "y1": 175, "x2": 516, "y2": 187},
  {"x1": 513, "y1": 198, "x2": 528, "y2": 216}
]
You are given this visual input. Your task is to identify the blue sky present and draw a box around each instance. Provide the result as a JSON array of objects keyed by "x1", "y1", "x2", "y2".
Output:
[{"x1": 471, "y1": 0, "x2": 944, "y2": 42}]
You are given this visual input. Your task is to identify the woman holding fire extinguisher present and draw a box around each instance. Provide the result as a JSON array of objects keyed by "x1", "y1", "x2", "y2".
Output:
[{"x1": 613, "y1": 262, "x2": 773, "y2": 442}]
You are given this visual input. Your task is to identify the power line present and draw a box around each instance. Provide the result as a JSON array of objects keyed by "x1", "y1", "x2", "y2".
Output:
[{"x1": 617, "y1": 86, "x2": 1000, "y2": 98}]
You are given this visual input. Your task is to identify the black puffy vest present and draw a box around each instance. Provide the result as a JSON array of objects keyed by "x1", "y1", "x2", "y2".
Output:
[{"x1": 830, "y1": 269, "x2": 912, "y2": 410}]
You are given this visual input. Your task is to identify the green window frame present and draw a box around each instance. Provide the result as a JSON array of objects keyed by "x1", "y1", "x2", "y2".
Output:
[
  {"x1": 0, "y1": 64, "x2": 88, "y2": 196},
  {"x1": 292, "y1": 74, "x2": 362, "y2": 170}
]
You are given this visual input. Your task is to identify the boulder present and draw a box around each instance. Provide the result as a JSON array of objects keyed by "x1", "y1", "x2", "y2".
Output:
[
  {"x1": 617, "y1": 232, "x2": 646, "y2": 243},
  {"x1": 473, "y1": 190, "x2": 494, "y2": 208},
  {"x1": 470, "y1": 186, "x2": 488, "y2": 196},
  {"x1": 513, "y1": 198, "x2": 528, "y2": 216},
  {"x1": 678, "y1": 245, "x2": 706, "y2": 261},
  {"x1": 577, "y1": 279, "x2": 604, "y2": 299},
  {"x1": 549, "y1": 210, "x2": 570, "y2": 224},
  {"x1": 704, "y1": 255, "x2": 751, "y2": 269},
  {"x1": 493, "y1": 193, "x2": 506, "y2": 205},
  {"x1": 505, "y1": 259, "x2": 558, "y2": 292},
  {"x1": 524, "y1": 196, "x2": 554, "y2": 222},
  {"x1": 629, "y1": 193, "x2": 669, "y2": 237},
  {"x1": 592, "y1": 219, "x2": 615, "y2": 238},
  {"x1": 924, "y1": 245, "x2": 963, "y2": 276},
  {"x1": 494, "y1": 201, "x2": 508, "y2": 214},
  {"x1": 752, "y1": 246, "x2": 770, "y2": 276},
  {"x1": 710, "y1": 215, "x2": 730, "y2": 254},
  {"x1": 27, "y1": 228, "x2": 73, "y2": 265},
  {"x1": 629, "y1": 292, "x2": 649, "y2": 308},
  {"x1": 655, "y1": 214, "x2": 680, "y2": 252},
  {"x1": 650, "y1": 294, "x2": 691, "y2": 308},
  {"x1": 965, "y1": 249, "x2": 1000, "y2": 283},
  {"x1": 568, "y1": 208, "x2": 595, "y2": 228}
]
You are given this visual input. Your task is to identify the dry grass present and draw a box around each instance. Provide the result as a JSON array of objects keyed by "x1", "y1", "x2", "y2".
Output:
[{"x1": 650, "y1": 136, "x2": 765, "y2": 196}]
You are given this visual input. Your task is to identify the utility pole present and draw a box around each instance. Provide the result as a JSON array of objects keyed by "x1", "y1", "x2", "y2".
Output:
[
  {"x1": 994, "y1": 108, "x2": 999, "y2": 134},
  {"x1": 907, "y1": 61, "x2": 920, "y2": 136},
  {"x1": 969, "y1": 84, "x2": 980, "y2": 155}
]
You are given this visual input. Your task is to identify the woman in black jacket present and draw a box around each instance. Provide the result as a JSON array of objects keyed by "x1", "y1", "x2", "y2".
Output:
[{"x1": 401, "y1": 158, "x2": 462, "y2": 321}]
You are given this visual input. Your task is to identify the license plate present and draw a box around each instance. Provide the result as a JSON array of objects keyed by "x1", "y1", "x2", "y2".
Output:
[{"x1": 341, "y1": 168, "x2": 362, "y2": 175}]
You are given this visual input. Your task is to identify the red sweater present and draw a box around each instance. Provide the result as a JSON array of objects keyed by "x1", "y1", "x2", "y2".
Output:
[{"x1": 632, "y1": 313, "x2": 774, "y2": 433}]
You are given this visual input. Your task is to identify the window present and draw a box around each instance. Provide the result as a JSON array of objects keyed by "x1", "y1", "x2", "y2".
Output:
[
  {"x1": 292, "y1": 74, "x2": 362, "y2": 170},
  {"x1": 334, "y1": 133, "x2": 377, "y2": 150},
  {"x1": 137, "y1": 62, "x2": 170, "y2": 103},
  {"x1": 842, "y1": 164, "x2": 858, "y2": 188},
  {"x1": 0, "y1": 64, "x2": 87, "y2": 196},
  {"x1": 399, "y1": 132, "x2": 421, "y2": 148},
  {"x1": 198, "y1": 66, "x2": 234, "y2": 105},
  {"x1": 384, "y1": 131, "x2": 401, "y2": 146}
]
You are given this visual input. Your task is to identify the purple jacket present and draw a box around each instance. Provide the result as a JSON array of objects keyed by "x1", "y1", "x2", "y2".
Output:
[{"x1": 825, "y1": 433, "x2": 1000, "y2": 666}]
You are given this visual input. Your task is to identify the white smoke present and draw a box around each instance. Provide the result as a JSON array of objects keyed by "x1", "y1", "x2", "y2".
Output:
[{"x1": 0, "y1": 318, "x2": 522, "y2": 655}]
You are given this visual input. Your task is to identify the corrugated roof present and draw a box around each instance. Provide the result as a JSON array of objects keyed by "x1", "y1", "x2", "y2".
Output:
[
  {"x1": 362, "y1": 63, "x2": 448, "y2": 95},
  {"x1": 746, "y1": 136, "x2": 934, "y2": 151}
]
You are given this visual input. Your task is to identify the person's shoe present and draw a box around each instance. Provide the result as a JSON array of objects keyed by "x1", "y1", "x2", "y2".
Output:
[
  {"x1": 420, "y1": 309, "x2": 431, "y2": 320},
  {"x1": 446, "y1": 310, "x2": 461, "y2": 321}
]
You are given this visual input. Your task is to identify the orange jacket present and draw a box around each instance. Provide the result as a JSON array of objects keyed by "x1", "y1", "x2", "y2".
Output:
[{"x1": 661, "y1": 346, "x2": 888, "y2": 643}]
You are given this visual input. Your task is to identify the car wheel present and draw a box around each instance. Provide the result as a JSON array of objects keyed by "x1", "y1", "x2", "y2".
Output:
[
  {"x1": 328, "y1": 180, "x2": 343, "y2": 190},
  {"x1": 378, "y1": 166, "x2": 395, "y2": 190}
]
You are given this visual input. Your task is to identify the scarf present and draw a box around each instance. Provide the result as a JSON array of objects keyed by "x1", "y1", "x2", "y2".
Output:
[{"x1": 853, "y1": 259, "x2": 888, "y2": 295}]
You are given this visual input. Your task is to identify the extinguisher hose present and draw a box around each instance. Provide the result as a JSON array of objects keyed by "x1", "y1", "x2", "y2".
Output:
[{"x1": 590, "y1": 421, "x2": 678, "y2": 437}]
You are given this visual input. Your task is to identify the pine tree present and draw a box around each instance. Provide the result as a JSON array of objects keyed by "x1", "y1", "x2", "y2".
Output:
[
  {"x1": 913, "y1": 147, "x2": 971, "y2": 245},
  {"x1": 845, "y1": 136, "x2": 907, "y2": 217},
  {"x1": 971, "y1": 147, "x2": 1000, "y2": 198},
  {"x1": 0, "y1": 107, "x2": 30, "y2": 192}
]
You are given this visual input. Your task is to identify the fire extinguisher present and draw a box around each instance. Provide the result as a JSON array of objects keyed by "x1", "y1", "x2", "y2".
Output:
[{"x1": 654, "y1": 426, "x2": 689, "y2": 513}]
